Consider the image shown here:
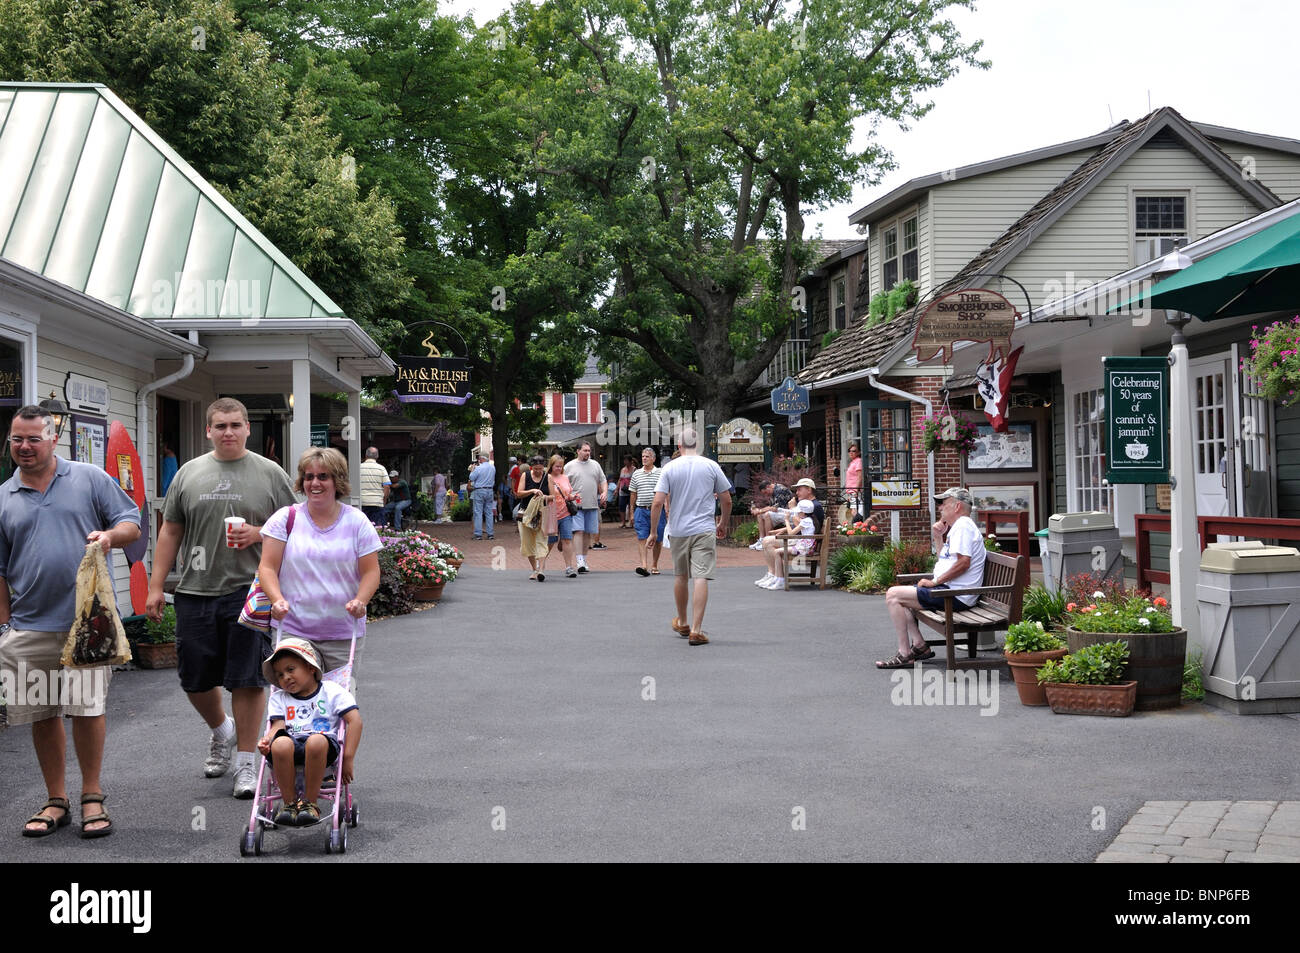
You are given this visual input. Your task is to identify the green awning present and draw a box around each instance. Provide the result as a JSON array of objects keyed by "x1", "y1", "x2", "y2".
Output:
[{"x1": 1113, "y1": 212, "x2": 1300, "y2": 320}]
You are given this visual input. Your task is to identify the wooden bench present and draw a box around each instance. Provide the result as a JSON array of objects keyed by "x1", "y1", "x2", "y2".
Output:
[
  {"x1": 780, "y1": 513, "x2": 834, "y2": 590},
  {"x1": 896, "y1": 550, "x2": 1028, "y2": 669}
]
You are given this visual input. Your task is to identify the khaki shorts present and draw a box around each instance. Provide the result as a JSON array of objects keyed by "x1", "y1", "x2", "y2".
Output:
[
  {"x1": 671, "y1": 532, "x2": 718, "y2": 580},
  {"x1": 0, "y1": 627, "x2": 112, "y2": 725}
]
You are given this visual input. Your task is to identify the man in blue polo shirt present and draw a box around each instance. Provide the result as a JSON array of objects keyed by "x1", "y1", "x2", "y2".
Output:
[
  {"x1": 0, "y1": 405, "x2": 141, "y2": 839},
  {"x1": 468, "y1": 452, "x2": 496, "y2": 540}
]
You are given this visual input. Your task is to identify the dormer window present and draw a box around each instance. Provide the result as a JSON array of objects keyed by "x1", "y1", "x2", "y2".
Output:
[
  {"x1": 882, "y1": 214, "x2": 918, "y2": 289},
  {"x1": 1134, "y1": 195, "x2": 1188, "y2": 264}
]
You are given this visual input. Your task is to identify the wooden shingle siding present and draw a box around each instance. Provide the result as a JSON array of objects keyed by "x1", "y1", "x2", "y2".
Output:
[
  {"x1": 929, "y1": 150, "x2": 1096, "y2": 285},
  {"x1": 1000, "y1": 144, "x2": 1263, "y2": 299},
  {"x1": 1209, "y1": 142, "x2": 1300, "y2": 203}
]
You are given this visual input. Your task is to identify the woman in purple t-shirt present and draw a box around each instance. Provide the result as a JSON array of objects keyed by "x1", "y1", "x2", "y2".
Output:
[{"x1": 259, "y1": 448, "x2": 382, "y2": 677}]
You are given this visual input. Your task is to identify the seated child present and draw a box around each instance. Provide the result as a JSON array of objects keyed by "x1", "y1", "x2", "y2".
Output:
[
  {"x1": 257, "y1": 638, "x2": 362, "y2": 827},
  {"x1": 755, "y1": 499, "x2": 817, "y2": 590}
]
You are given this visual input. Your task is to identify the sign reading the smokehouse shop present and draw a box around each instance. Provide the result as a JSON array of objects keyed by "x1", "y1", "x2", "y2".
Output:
[
  {"x1": 394, "y1": 356, "x2": 472, "y2": 405},
  {"x1": 1103, "y1": 356, "x2": 1168, "y2": 484},
  {"x1": 912, "y1": 288, "x2": 1018, "y2": 365}
]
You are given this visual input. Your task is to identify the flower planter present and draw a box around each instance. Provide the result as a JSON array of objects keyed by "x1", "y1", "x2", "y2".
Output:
[
  {"x1": 446, "y1": 558, "x2": 463, "y2": 571},
  {"x1": 413, "y1": 582, "x2": 446, "y2": 602},
  {"x1": 1066, "y1": 627, "x2": 1187, "y2": 711},
  {"x1": 1005, "y1": 647, "x2": 1069, "y2": 706},
  {"x1": 135, "y1": 642, "x2": 178, "y2": 669},
  {"x1": 840, "y1": 534, "x2": 885, "y2": 550},
  {"x1": 1042, "y1": 680, "x2": 1138, "y2": 717}
]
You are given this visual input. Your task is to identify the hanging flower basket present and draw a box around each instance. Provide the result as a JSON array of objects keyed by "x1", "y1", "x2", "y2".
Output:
[
  {"x1": 1240, "y1": 316, "x2": 1300, "y2": 406},
  {"x1": 919, "y1": 414, "x2": 977, "y2": 455}
]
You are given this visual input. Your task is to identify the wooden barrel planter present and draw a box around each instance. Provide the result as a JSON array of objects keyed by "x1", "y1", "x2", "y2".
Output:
[{"x1": 1066, "y1": 627, "x2": 1187, "y2": 711}]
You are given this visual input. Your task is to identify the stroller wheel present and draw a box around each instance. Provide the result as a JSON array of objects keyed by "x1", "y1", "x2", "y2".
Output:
[
  {"x1": 326, "y1": 829, "x2": 345, "y2": 854},
  {"x1": 349, "y1": 799, "x2": 359, "y2": 828},
  {"x1": 254, "y1": 822, "x2": 265, "y2": 856},
  {"x1": 239, "y1": 831, "x2": 254, "y2": 857}
]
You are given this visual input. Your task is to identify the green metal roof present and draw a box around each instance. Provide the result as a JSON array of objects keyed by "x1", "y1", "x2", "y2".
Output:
[{"x1": 0, "y1": 83, "x2": 344, "y2": 321}]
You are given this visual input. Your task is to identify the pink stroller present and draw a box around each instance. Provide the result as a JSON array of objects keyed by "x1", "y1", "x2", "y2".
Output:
[{"x1": 239, "y1": 625, "x2": 359, "y2": 856}]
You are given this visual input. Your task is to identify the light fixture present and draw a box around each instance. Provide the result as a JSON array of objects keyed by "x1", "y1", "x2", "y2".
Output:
[
  {"x1": 288, "y1": 393, "x2": 295, "y2": 410},
  {"x1": 39, "y1": 391, "x2": 69, "y2": 441}
]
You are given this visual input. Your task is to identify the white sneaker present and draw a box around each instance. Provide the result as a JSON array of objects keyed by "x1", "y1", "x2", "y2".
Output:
[
  {"x1": 232, "y1": 761, "x2": 258, "y2": 799},
  {"x1": 755, "y1": 573, "x2": 774, "y2": 586},
  {"x1": 764, "y1": 577, "x2": 786, "y2": 590},
  {"x1": 749, "y1": 541, "x2": 764, "y2": 551},
  {"x1": 203, "y1": 718, "x2": 235, "y2": 778}
]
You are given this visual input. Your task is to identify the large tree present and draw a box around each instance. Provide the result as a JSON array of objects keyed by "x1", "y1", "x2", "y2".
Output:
[{"x1": 519, "y1": 0, "x2": 987, "y2": 426}]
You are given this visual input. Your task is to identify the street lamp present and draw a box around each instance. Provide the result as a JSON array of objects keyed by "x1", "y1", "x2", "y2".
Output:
[{"x1": 1157, "y1": 243, "x2": 1199, "y2": 641}]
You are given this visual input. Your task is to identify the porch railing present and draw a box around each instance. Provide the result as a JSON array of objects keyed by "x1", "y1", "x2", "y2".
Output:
[
  {"x1": 758, "y1": 339, "x2": 808, "y2": 387},
  {"x1": 1134, "y1": 514, "x2": 1300, "y2": 589}
]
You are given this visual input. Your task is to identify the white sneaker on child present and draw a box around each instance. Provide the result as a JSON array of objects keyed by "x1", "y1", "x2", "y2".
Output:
[
  {"x1": 763, "y1": 577, "x2": 786, "y2": 590},
  {"x1": 755, "y1": 573, "x2": 774, "y2": 586}
]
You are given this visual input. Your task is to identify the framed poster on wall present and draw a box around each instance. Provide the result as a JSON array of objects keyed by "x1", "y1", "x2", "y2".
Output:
[
  {"x1": 72, "y1": 414, "x2": 107, "y2": 470},
  {"x1": 966, "y1": 422, "x2": 1035, "y2": 471},
  {"x1": 969, "y1": 483, "x2": 1037, "y2": 534}
]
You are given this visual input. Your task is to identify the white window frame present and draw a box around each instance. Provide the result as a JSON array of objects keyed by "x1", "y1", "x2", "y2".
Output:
[
  {"x1": 832, "y1": 272, "x2": 847, "y2": 330},
  {"x1": 563, "y1": 392, "x2": 577, "y2": 423},
  {"x1": 1067, "y1": 386, "x2": 1113, "y2": 514},
  {"x1": 840, "y1": 406, "x2": 862, "y2": 482},
  {"x1": 1131, "y1": 190, "x2": 1192, "y2": 266},
  {"x1": 880, "y1": 210, "x2": 918, "y2": 291}
]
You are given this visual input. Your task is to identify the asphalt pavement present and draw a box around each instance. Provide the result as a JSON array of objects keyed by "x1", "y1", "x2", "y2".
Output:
[{"x1": 2, "y1": 549, "x2": 1297, "y2": 863}]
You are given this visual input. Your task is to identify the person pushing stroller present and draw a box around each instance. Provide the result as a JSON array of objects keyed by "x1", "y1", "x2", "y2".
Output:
[{"x1": 257, "y1": 639, "x2": 362, "y2": 827}]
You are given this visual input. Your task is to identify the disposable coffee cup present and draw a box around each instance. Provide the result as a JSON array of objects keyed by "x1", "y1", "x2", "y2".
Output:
[{"x1": 224, "y1": 516, "x2": 246, "y2": 547}]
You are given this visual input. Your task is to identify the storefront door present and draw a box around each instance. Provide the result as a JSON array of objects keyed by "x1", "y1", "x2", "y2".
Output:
[
  {"x1": 1189, "y1": 353, "x2": 1232, "y2": 519},
  {"x1": 1231, "y1": 342, "x2": 1275, "y2": 519}
]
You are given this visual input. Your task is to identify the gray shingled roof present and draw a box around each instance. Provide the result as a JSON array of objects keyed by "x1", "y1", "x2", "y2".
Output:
[{"x1": 799, "y1": 107, "x2": 1282, "y2": 384}]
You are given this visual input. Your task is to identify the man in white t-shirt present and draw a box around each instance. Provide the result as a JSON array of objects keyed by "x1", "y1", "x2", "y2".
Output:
[
  {"x1": 876, "y1": 487, "x2": 986, "y2": 669},
  {"x1": 563, "y1": 442, "x2": 607, "y2": 573}
]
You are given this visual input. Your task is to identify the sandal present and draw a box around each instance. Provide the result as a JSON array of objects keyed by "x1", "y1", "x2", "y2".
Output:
[
  {"x1": 911, "y1": 644, "x2": 936, "y2": 662},
  {"x1": 650, "y1": 569, "x2": 661, "y2": 575},
  {"x1": 670, "y1": 617, "x2": 691, "y2": 638},
  {"x1": 635, "y1": 567, "x2": 649, "y2": 576},
  {"x1": 22, "y1": 797, "x2": 71, "y2": 838},
  {"x1": 79, "y1": 793, "x2": 113, "y2": 839},
  {"x1": 875, "y1": 650, "x2": 917, "y2": 670},
  {"x1": 688, "y1": 630, "x2": 709, "y2": 646},
  {"x1": 296, "y1": 800, "x2": 321, "y2": 827}
]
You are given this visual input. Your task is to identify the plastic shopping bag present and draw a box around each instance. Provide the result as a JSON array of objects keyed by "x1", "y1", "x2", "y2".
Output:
[{"x1": 61, "y1": 542, "x2": 132, "y2": 667}]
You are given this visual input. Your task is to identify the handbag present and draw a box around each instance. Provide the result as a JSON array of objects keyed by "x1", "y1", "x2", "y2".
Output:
[{"x1": 237, "y1": 505, "x2": 296, "y2": 632}]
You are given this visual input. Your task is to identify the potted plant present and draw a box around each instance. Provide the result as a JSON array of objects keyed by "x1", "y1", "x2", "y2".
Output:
[
  {"x1": 838, "y1": 520, "x2": 885, "y2": 550},
  {"x1": 1036, "y1": 640, "x2": 1137, "y2": 717},
  {"x1": 919, "y1": 414, "x2": 977, "y2": 456},
  {"x1": 1003, "y1": 621, "x2": 1068, "y2": 706},
  {"x1": 399, "y1": 552, "x2": 456, "y2": 602},
  {"x1": 1063, "y1": 577, "x2": 1185, "y2": 710},
  {"x1": 137, "y1": 605, "x2": 178, "y2": 669},
  {"x1": 433, "y1": 540, "x2": 464, "y2": 570},
  {"x1": 1240, "y1": 316, "x2": 1300, "y2": 405}
]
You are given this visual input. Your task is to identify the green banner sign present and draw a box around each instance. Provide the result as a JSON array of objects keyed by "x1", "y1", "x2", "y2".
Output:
[
  {"x1": 311, "y1": 424, "x2": 329, "y2": 448},
  {"x1": 1104, "y1": 356, "x2": 1168, "y2": 484}
]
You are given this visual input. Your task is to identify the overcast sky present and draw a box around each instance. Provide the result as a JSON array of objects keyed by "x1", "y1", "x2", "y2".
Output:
[{"x1": 440, "y1": 0, "x2": 1300, "y2": 237}]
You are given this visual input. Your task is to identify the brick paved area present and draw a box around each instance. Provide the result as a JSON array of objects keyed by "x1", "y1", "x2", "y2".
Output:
[{"x1": 1098, "y1": 801, "x2": 1300, "y2": 863}]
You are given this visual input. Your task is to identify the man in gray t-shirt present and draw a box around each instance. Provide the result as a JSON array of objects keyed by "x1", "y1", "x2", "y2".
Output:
[
  {"x1": 146, "y1": 398, "x2": 297, "y2": 799},
  {"x1": 563, "y1": 442, "x2": 607, "y2": 573},
  {"x1": 650, "y1": 428, "x2": 732, "y2": 646}
]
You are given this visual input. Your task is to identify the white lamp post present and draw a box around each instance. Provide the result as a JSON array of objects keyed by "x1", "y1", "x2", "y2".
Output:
[{"x1": 1156, "y1": 245, "x2": 1199, "y2": 640}]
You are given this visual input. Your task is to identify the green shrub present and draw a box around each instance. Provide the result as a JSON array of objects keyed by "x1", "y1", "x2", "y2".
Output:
[
  {"x1": 451, "y1": 500, "x2": 473, "y2": 522},
  {"x1": 821, "y1": 329, "x2": 841, "y2": 348},
  {"x1": 829, "y1": 545, "x2": 876, "y2": 587},
  {"x1": 410, "y1": 491, "x2": 438, "y2": 522},
  {"x1": 144, "y1": 605, "x2": 177, "y2": 643},
  {"x1": 732, "y1": 520, "x2": 759, "y2": 545},
  {"x1": 846, "y1": 566, "x2": 877, "y2": 593},
  {"x1": 370, "y1": 545, "x2": 415, "y2": 618},
  {"x1": 1183, "y1": 647, "x2": 1206, "y2": 701},
  {"x1": 1022, "y1": 583, "x2": 1068, "y2": 626},
  {"x1": 1004, "y1": 620, "x2": 1066, "y2": 653},
  {"x1": 887, "y1": 540, "x2": 936, "y2": 577},
  {"x1": 1037, "y1": 640, "x2": 1130, "y2": 685}
]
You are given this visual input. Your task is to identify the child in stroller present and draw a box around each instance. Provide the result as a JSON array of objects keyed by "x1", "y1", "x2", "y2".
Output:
[{"x1": 257, "y1": 638, "x2": 362, "y2": 827}]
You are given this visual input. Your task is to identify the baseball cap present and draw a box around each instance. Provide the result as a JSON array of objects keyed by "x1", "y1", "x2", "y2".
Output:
[
  {"x1": 934, "y1": 487, "x2": 973, "y2": 504},
  {"x1": 262, "y1": 637, "x2": 323, "y2": 683},
  {"x1": 389, "y1": 469, "x2": 399, "y2": 478},
  {"x1": 793, "y1": 478, "x2": 817, "y2": 490},
  {"x1": 796, "y1": 499, "x2": 815, "y2": 514}
]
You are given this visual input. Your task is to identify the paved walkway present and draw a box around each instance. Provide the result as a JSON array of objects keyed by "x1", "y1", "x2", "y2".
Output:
[
  {"x1": 1098, "y1": 801, "x2": 1300, "y2": 862},
  {"x1": 2, "y1": 526, "x2": 1295, "y2": 862}
]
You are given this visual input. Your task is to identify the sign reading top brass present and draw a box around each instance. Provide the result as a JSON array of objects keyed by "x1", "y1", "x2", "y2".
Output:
[
  {"x1": 912, "y1": 288, "x2": 1019, "y2": 364},
  {"x1": 770, "y1": 377, "x2": 810, "y2": 416}
]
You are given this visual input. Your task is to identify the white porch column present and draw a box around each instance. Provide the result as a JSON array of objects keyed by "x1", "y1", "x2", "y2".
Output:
[
  {"x1": 347, "y1": 390, "x2": 362, "y2": 508},
  {"x1": 1168, "y1": 323, "x2": 1200, "y2": 642},
  {"x1": 289, "y1": 358, "x2": 311, "y2": 473}
]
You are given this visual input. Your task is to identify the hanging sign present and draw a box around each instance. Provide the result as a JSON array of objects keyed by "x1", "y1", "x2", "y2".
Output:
[
  {"x1": 712, "y1": 418, "x2": 771, "y2": 464},
  {"x1": 770, "y1": 377, "x2": 810, "y2": 416},
  {"x1": 912, "y1": 288, "x2": 1018, "y2": 365},
  {"x1": 64, "y1": 372, "x2": 111, "y2": 415},
  {"x1": 310, "y1": 424, "x2": 330, "y2": 447},
  {"x1": 1104, "y1": 356, "x2": 1168, "y2": 484}
]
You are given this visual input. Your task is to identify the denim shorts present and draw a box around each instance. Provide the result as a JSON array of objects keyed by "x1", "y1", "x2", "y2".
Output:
[
  {"x1": 571, "y1": 508, "x2": 600, "y2": 535},
  {"x1": 633, "y1": 507, "x2": 666, "y2": 541},
  {"x1": 548, "y1": 514, "x2": 573, "y2": 543},
  {"x1": 916, "y1": 584, "x2": 954, "y2": 611}
]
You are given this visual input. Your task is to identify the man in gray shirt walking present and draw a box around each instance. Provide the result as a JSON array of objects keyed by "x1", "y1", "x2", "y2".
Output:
[{"x1": 650, "y1": 428, "x2": 731, "y2": 645}]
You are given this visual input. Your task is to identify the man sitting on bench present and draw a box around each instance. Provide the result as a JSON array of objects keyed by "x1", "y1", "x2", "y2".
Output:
[{"x1": 876, "y1": 487, "x2": 985, "y2": 669}]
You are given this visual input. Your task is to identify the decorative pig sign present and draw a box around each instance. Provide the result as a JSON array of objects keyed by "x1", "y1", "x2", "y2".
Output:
[{"x1": 912, "y1": 288, "x2": 1019, "y2": 365}]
